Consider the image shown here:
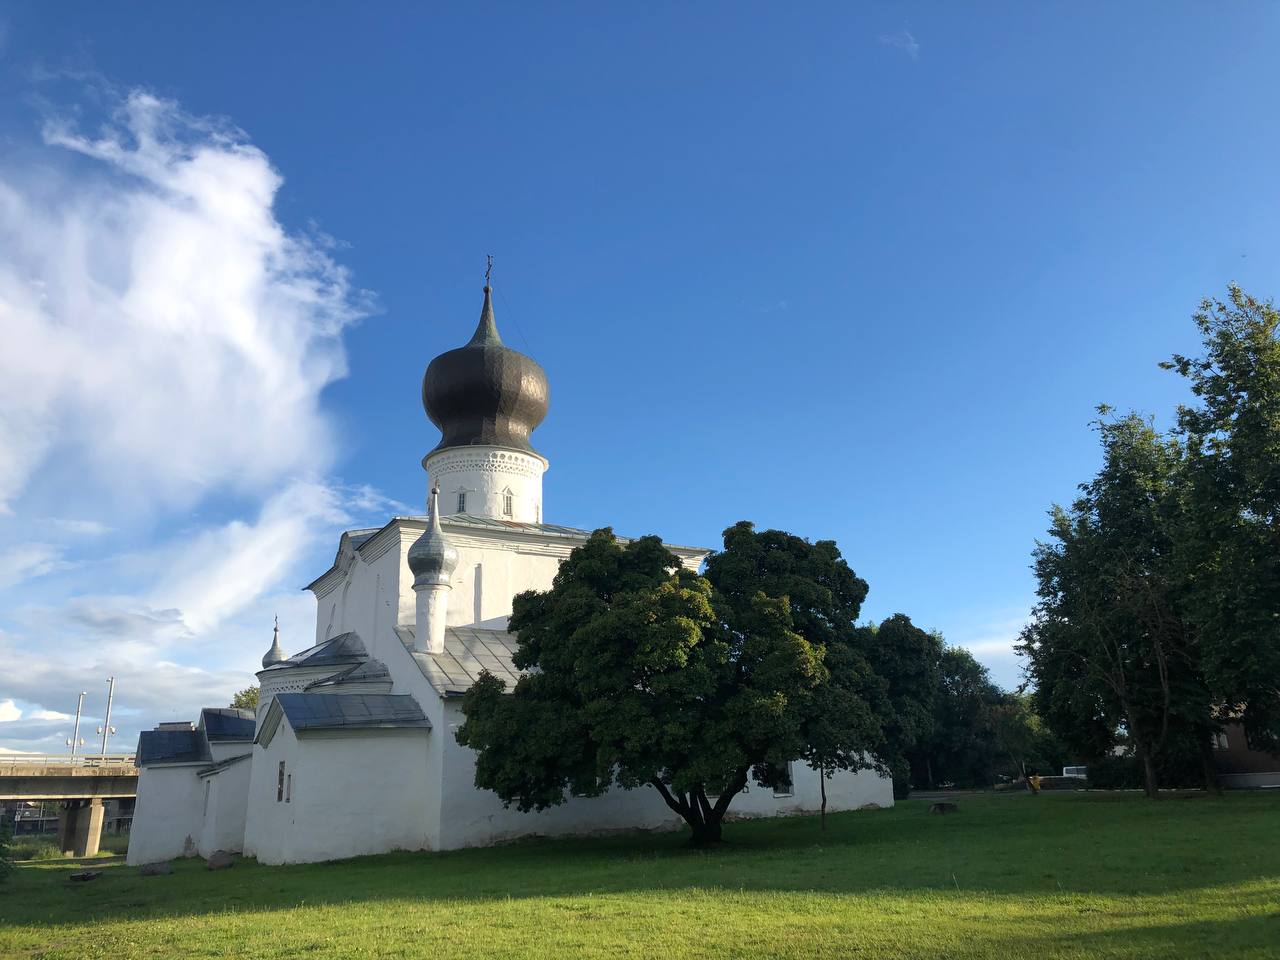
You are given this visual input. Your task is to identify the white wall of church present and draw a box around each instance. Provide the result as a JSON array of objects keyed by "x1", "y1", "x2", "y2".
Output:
[
  {"x1": 126, "y1": 764, "x2": 206, "y2": 865},
  {"x1": 196, "y1": 759, "x2": 252, "y2": 857},
  {"x1": 433, "y1": 699, "x2": 893, "y2": 850},
  {"x1": 244, "y1": 721, "x2": 433, "y2": 865}
]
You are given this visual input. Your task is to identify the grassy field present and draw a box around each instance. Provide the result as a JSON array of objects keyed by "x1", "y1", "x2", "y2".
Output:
[{"x1": 2, "y1": 792, "x2": 1277, "y2": 959}]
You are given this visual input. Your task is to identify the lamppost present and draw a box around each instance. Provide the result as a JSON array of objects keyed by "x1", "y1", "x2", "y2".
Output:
[
  {"x1": 66, "y1": 691, "x2": 87, "y2": 760},
  {"x1": 96, "y1": 677, "x2": 117, "y2": 757}
]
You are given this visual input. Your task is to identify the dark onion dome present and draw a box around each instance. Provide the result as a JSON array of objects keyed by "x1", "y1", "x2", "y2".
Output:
[{"x1": 422, "y1": 285, "x2": 549, "y2": 456}]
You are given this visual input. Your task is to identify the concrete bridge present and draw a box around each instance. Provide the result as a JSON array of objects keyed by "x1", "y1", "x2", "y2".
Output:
[{"x1": 0, "y1": 755, "x2": 136, "y2": 857}]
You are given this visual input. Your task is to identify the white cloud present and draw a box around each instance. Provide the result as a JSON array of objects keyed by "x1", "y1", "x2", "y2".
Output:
[
  {"x1": 0, "y1": 87, "x2": 383, "y2": 753},
  {"x1": 45, "y1": 518, "x2": 112, "y2": 536},
  {"x1": 0, "y1": 698, "x2": 20, "y2": 721},
  {"x1": 878, "y1": 29, "x2": 920, "y2": 60},
  {"x1": 0, "y1": 543, "x2": 66, "y2": 588},
  {"x1": 0, "y1": 90, "x2": 372, "y2": 514}
]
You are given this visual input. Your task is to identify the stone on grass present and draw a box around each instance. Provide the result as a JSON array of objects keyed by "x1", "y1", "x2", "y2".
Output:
[
  {"x1": 140, "y1": 861, "x2": 172, "y2": 876},
  {"x1": 206, "y1": 850, "x2": 234, "y2": 870},
  {"x1": 69, "y1": 870, "x2": 101, "y2": 882},
  {"x1": 929, "y1": 802, "x2": 959, "y2": 815}
]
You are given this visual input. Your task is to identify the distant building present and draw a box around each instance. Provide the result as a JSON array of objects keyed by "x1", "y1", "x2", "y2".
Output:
[
  {"x1": 1212, "y1": 722, "x2": 1280, "y2": 789},
  {"x1": 128, "y1": 282, "x2": 892, "y2": 866}
]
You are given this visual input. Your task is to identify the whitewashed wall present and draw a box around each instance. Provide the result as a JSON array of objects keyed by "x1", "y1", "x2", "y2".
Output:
[
  {"x1": 434, "y1": 698, "x2": 893, "y2": 850},
  {"x1": 244, "y1": 720, "x2": 433, "y2": 865},
  {"x1": 126, "y1": 764, "x2": 206, "y2": 865},
  {"x1": 424, "y1": 447, "x2": 547, "y2": 524},
  {"x1": 196, "y1": 758, "x2": 252, "y2": 857}
]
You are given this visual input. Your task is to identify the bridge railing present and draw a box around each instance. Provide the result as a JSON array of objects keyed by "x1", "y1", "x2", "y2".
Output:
[{"x1": 0, "y1": 754, "x2": 136, "y2": 769}]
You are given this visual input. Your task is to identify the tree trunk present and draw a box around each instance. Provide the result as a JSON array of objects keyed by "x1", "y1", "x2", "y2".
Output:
[
  {"x1": 819, "y1": 767, "x2": 827, "y2": 831},
  {"x1": 1134, "y1": 739, "x2": 1160, "y2": 799},
  {"x1": 650, "y1": 772, "x2": 746, "y2": 846},
  {"x1": 925, "y1": 756, "x2": 935, "y2": 791},
  {"x1": 1198, "y1": 736, "x2": 1221, "y2": 795}
]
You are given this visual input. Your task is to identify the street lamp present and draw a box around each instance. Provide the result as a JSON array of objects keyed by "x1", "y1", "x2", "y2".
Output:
[
  {"x1": 67, "y1": 691, "x2": 87, "y2": 760},
  {"x1": 96, "y1": 677, "x2": 117, "y2": 756}
]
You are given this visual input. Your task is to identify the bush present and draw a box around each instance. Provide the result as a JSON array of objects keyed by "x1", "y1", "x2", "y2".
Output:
[{"x1": 9, "y1": 838, "x2": 65, "y2": 862}]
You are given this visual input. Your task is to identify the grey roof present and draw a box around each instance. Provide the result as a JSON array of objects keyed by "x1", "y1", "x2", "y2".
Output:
[
  {"x1": 410, "y1": 626, "x2": 524, "y2": 697},
  {"x1": 305, "y1": 658, "x2": 392, "y2": 690},
  {"x1": 136, "y1": 729, "x2": 211, "y2": 766},
  {"x1": 199, "y1": 708, "x2": 256, "y2": 741},
  {"x1": 262, "y1": 631, "x2": 367, "y2": 671},
  {"x1": 422, "y1": 285, "x2": 549, "y2": 456},
  {"x1": 275, "y1": 693, "x2": 431, "y2": 731},
  {"x1": 441, "y1": 514, "x2": 597, "y2": 538}
]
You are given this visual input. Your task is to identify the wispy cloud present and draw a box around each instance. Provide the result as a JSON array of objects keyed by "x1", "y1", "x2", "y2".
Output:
[
  {"x1": 877, "y1": 29, "x2": 920, "y2": 61},
  {"x1": 0, "y1": 544, "x2": 67, "y2": 588},
  {"x1": 0, "y1": 86, "x2": 385, "y2": 752}
]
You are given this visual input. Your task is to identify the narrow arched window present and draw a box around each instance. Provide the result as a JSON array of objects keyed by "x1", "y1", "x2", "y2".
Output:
[
  {"x1": 503, "y1": 490, "x2": 513, "y2": 517},
  {"x1": 457, "y1": 491, "x2": 467, "y2": 514}
]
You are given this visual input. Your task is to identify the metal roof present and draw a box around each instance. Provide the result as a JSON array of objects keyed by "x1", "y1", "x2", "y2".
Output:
[
  {"x1": 199, "y1": 708, "x2": 256, "y2": 741},
  {"x1": 409, "y1": 626, "x2": 524, "y2": 697},
  {"x1": 305, "y1": 658, "x2": 392, "y2": 690},
  {"x1": 262, "y1": 631, "x2": 367, "y2": 671},
  {"x1": 274, "y1": 693, "x2": 431, "y2": 732},
  {"x1": 136, "y1": 729, "x2": 211, "y2": 766}
]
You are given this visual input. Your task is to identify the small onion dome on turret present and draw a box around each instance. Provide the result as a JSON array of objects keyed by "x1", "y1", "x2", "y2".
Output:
[
  {"x1": 408, "y1": 486, "x2": 460, "y2": 588},
  {"x1": 422, "y1": 285, "x2": 549, "y2": 456},
  {"x1": 262, "y1": 616, "x2": 286, "y2": 668}
]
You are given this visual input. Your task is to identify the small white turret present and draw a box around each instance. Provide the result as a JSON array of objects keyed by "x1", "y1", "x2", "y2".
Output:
[{"x1": 407, "y1": 486, "x2": 459, "y2": 654}]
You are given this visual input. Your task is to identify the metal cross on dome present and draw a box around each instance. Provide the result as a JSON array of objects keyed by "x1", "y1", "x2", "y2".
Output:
[{"x1": 485, "y1": 254, "x2": 493, "y2": 286}]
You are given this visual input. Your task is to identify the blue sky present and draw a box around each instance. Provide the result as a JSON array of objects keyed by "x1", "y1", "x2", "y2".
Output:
[{"x1": 1, "y1": 3, "x2": 1278, "y2": 751}]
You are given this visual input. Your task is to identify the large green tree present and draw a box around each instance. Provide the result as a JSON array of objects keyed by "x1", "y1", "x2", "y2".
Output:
[
  {"x1": 1165, "y1": 286, "x2": 1280, "y2": 751},
  {"x1": 459, "y1": 524, "x2": 937, "y2": 842},
  {"x1": 1019, "y1": 412, "x2": 1213, "y2": 797}
]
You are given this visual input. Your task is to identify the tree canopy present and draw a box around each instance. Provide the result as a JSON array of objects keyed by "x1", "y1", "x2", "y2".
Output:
[
  {"x1": 1021, "y1": 285, "x2": 1280, "y2": 792},
  {"x1": 457, "y1": 523, "x2": 940, "y2": 842},
  {"x1": 230, "y1": 686, "x2": 260, "y2": 711}
]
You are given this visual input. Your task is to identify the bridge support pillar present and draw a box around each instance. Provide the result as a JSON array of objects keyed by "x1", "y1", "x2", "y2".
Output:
[{"x1": 57, "y1": 799, "x2": 104, "y2": 857}]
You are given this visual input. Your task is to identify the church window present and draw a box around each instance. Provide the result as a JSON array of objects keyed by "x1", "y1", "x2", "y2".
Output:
[
  {"x1": 503, "y1": 490, "x2": 513, "y2": 517},
  {"x1": 286, "y1": 774, "x2": 292, "y2": 803},
  {"x1": 277, "y1": 761, "x2": 285, "y2": 802},
  {"x1": 770, "y1": 761, "x2": 794, "y2": 798},
  {"x1": 457, "y1": 491, "x2": 467, "y2": 514}
]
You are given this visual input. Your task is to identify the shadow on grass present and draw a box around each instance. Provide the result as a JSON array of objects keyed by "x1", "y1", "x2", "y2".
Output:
[{"x1": 3, "y1": 792, "x2": 1278, "y2": 930}]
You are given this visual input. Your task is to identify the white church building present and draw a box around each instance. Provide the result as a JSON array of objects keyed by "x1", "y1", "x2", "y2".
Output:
[{"x1": 127, "y1": 283, "x2": 892, "y2": 866}]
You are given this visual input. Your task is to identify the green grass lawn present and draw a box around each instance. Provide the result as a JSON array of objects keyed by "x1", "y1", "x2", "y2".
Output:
[{"x1": 2, "y1": 793, "x2": 1278, "y2": 959}]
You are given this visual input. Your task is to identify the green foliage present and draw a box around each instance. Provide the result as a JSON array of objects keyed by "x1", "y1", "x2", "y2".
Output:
[
  {"x1": 1165, "y1": 286, "x2": 1280, "y2": 751},
  {"x1": 230, "y1": 686, "x2": 260, "y2": 710},
  {"x1": 1019, "y1": 411, "x2": 1211, "y2": 796},
  {"x1": 0, "y1": 820, "x2": 13, "y2": 880},
  {"x1": 459, "y1": 523, "x2": 941, "y2": 842},
  {"x1": 1022, "y1": 285, "x2": 1280, "y2": 789}
]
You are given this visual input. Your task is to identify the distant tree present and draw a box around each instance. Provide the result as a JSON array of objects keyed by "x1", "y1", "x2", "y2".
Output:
[
  {"x1": 988, "y1": 692, "x2": 1066, "y2": 781},
  {"x1": 230, "y1": 686, "x2": 260, "y2": 711},
  {"x1": 911, "y1": 647, "x2": 1003, "y2": 789},
  {"x1": 459, "y1": 524, "x2": 934, "y2": 843},
  {"x1": 0, "y1": 820, "x2": 13, "y2": 881},
  {"x1": 1019, "y1": 412, "x2": 1213, "y2": 797},
  {"x1": 856, "y1": 616, "x2": 943, "y2": 799},
  {"x1": 1164, "y1": 286, "x2": 1280, "y2": 753}
]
